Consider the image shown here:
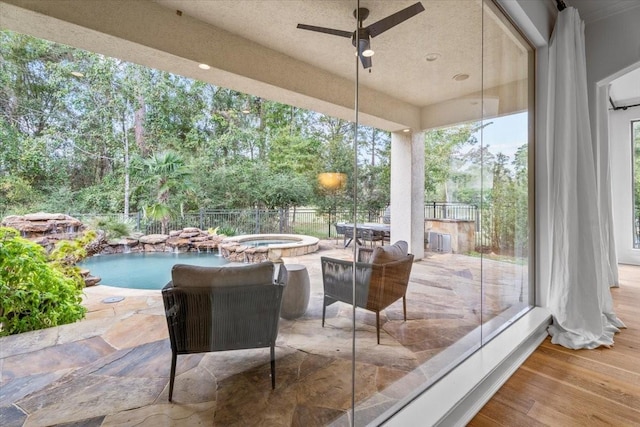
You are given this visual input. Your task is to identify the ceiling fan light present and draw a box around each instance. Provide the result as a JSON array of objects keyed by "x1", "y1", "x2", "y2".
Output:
[{"x1": 357, "y1": 37, "x2": 375, "y2": 57}]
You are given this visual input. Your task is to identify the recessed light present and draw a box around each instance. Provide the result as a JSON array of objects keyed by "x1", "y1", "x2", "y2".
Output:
[
  {"x1": 402, "y1": 128, "x2": 411, "y2": 133},
  {"x1": 453, "y1": 73, "x2": 470, "y2": 81},
  {"x1": 198, "y1": 63, "x2": 211, "y2": 70},
  {"x1": 425, "y1": 53, "x2": 441, "y2": 62},
  {"x1": 70, "y1": 71, "x2": 84, "y2": 77}
]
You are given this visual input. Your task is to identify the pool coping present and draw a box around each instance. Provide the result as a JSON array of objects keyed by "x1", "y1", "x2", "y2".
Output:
[{"x1": 221, "y1": 234, "x2": 320, "y2": 262}]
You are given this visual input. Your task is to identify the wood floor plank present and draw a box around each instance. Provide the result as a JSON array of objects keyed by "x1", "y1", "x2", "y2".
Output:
[
  {"x1": 522, "y1": 353, "x2": 640, "y2": 410},
  {"x1": 503, "y1": 369, "x2": 640, "y2": 426},
  {"x1": 533, "y1": 344, "x2": 640, "y2": 386},
  {"x1": 526, "y1": 401, "x2": 622, "y2": 427},
  {"x1": 470, "y1": 264, "x2": 640, "y2": 426},
  {"x1": 466, "y1": 398, "x2": 544, "y2": 427}
]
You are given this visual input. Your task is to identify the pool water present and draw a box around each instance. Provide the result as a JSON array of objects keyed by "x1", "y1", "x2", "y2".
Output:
[
  {"x1": 239, "y1": 239, "x2": 295, "y2": 247},
  {"x1": 79, "y1": 252, "x2": 229, "y2": 290}
]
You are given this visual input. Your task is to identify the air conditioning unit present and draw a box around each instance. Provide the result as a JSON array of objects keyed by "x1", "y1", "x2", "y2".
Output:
[{"x1": 429, "y1": 232, "x2": 451, "y2": 253}]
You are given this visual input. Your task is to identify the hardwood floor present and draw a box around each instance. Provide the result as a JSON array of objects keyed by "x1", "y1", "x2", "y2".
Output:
[{"x1": 469, "y1": 264, "x2": 640, "y2": 426}]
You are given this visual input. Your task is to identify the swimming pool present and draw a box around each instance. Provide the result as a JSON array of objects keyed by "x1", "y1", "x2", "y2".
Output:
[
  {"x1": 79, "y1": 252, "x2": 229, "y2": 290},
  {"x1": 221, "y1": 234, "x2": 320, "y2": 262},
  {"x1": 239, "y1": 239, "x2": 293, "y2": 247}
]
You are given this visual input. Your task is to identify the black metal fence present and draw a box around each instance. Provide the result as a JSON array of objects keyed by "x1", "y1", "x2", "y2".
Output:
[
  {"x1": 423, "y1": 202, "x2": 483, "y2": 249},
  {"x1": 71, "y1": 208, "x2": 383, "y2": 238},
  {"x1": 424, "y1": 202, "x2": 479, "y2": 226},
  {"x1": 70, "y1": 203, "x2": 477, "y2": 239}
]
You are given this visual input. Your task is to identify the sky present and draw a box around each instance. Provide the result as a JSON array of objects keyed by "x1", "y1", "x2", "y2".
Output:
[{"x1": 475, "y1": 112, "x2": 529, "y2": 162}]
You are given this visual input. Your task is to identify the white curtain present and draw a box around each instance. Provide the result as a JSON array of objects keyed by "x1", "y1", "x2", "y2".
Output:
[
  {"x1": 596, "y1": 84, "x2": 620, "y2": 288},
  {"x1": 545, "y1": 7, "x2": 625, "y2": 349}
]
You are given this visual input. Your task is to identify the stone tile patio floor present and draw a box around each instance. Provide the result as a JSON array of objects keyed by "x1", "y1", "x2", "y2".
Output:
[{"x1": 0, "y1": 240, "x2": 526, "y2": 426}]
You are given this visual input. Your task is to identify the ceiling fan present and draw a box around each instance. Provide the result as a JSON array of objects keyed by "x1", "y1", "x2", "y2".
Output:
[{"x1": 296, "y1": 2, "x2": 425, "y2": 70}]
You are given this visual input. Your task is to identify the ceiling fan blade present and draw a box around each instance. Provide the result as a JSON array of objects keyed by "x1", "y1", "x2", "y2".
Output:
[
  {"x1": 296, "y1": 24, "x2": 352, "y2": 38},
  {"x1": 367, "y1": 2, "x2": 425, "y2": 38}
]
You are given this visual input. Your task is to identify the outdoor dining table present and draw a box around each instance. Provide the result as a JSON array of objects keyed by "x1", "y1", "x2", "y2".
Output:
[{"x1": 337, "y1": 222, "x2": 390, "y2": 248}]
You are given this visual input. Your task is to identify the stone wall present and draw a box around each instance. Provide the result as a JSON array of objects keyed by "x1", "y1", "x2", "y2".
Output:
[
  {"x1": 101, "y1": 228, "x2": 225, "y2": 255},
  {"x1": 425, "y1": 219, "x2": 476, "y2": 254},
  {"x1": 1, "y1": 213, "x2": 85, "y2": 252},
  {"x1": 1, "y1": 213, "x2": 227, "y2": 256}
]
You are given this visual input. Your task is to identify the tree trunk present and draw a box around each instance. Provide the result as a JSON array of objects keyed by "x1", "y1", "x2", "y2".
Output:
[
  {"x1": 122, "y1": 113, "x2": 130, "y2": 217},
  {"x1": 134, "y1": 92, "x2": 147, "y2": 156}
]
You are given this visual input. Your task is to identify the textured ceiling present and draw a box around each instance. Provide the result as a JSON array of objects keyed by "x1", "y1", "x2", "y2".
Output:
[
  {"x1": 0, "y1": 0, "x2": 533, "y2": 130},
  {"x1": 153, "y1": 0, "x2": 530, "y2": 109}
]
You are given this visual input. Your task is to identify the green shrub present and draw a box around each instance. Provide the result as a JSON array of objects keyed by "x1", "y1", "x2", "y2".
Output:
[
  {"x1": 214, "y1": 226, "x2": 237, "y2": 237},
  {"x1": 0, "y1": 227, "x2": 86, "y2": 336},
  {"x1": 88, "y1": 216, "x2": 132, "y2": 239}
]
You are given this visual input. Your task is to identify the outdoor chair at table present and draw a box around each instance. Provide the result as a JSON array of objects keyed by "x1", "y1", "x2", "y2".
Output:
[
  {"x1": 320, "y1": 241, "x2": 414, "y2": 344},
  {"x1": 338, "y1": 223, "x2": 358, "y2": 247},
  {"x1": 162, "y1": 261, "x2": 285, "y2": 401},
  {"x1": 360, "y1": 228, "x2": 384, "y2": 247},
  {"x1": 334, "y1": 223, "x2": 346, "y2": 246}
]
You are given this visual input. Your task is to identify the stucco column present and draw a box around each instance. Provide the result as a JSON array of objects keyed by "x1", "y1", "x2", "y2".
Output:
[{"x1": 390, "y1": 131, "x2": 425, "y2": 260}]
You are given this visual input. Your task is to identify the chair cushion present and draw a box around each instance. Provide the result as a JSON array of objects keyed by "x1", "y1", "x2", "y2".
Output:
[
  {"x1": 171, "y1": 262, "x2": 274, "y2": 288},
  {"x1": 370, "y1": 240, "x2": 408, "y2": 264}
]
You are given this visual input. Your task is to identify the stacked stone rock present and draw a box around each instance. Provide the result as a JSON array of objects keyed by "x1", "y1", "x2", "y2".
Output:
[
  {"x1": 1, "y1": 213, "x2": 84, "y2": 252},
  {"x1": 101, "y1": 227, "x2": 226, "y2": 254},
  {"x1": 219, "y1": 242, "x2": 269, "y2": 263},
  {"x1": 1, "y1": 214, "x2": 227, "y2": 256}
]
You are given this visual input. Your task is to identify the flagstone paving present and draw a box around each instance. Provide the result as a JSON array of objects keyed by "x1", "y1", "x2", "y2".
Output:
[{"x1": 0, "y1": 240, "x2": 528, "y2": 426}]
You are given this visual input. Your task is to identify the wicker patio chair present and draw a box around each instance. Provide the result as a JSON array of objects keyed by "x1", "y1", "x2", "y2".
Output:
[
  {"x1": 162, "y1": 261, "x2": 285, "y2": 401},
  {"x1": 334, "y1": 223, "x2": 346, "y2": 245},
  {"x1": 320, "y1": 241, "x2": 414, "y2": 344},
  {"x1": 360, "y1": 228, "x2": 384, "y2": 247}
]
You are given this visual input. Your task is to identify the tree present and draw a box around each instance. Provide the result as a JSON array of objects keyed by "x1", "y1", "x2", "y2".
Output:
[
  {"x1": 0, "y1": 30, "x2": 402, "y2": 219},
  {"x1": 488, "y1": 153, "x2": 517, "y2": 254},
  {"x1": 423, "y1": 123, "x2": 483, "y2": 201},
  {"x1": 268, "y1": 129, "x2": 322, "y2": 178},
  {"x1": 136, "y1": 150, "x2": 191, "y2": 234}
]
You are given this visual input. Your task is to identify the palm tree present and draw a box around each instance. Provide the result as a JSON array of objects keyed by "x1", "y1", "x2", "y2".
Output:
[{"x1": 138, "y1": 150, "x2": 191, "y2": 234}]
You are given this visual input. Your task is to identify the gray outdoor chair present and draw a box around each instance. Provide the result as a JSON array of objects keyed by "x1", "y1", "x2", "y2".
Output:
[
  {"x1": 320, "y1": 241, "x2": 414, "y2": 344},
  {"x1": 162, "y1": 261, "x2": 285, "y2": 401}
]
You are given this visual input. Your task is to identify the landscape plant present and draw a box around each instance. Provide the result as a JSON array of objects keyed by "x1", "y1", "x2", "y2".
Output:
[{"x1": 0, "y1": 227, "x2": 87, "y2": 336}]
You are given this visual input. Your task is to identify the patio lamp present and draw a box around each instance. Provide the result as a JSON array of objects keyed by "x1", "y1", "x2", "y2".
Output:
[{"x1": 318, "y1": 172, "x2": 346, "y2": 237}]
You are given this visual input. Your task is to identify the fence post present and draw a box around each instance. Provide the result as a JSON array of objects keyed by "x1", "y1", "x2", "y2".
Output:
[
  {"x1": 136, "y1": 211, "x2": 141, "y2": 232},
  {"x1": 199, "y1": 208, "x2": 204, "y2": 230},
  {"x1": 279, "y1": 208, "x2": 284, "y2": 233},
  {"x1": 254, "y1": 208, "x2": 260, "y2": 234}
]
